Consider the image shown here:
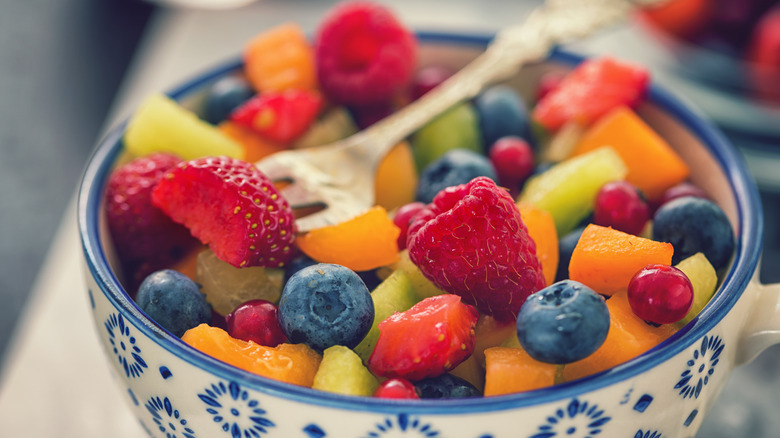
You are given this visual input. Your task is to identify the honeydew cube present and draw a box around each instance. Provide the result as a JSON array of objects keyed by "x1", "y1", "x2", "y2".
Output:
[
  {"x1": 675, "y1": 252, "x2": 718, "y2": 326},
  {"x1": 312, "y1": 346, "x2": 379, "y2": 396}
]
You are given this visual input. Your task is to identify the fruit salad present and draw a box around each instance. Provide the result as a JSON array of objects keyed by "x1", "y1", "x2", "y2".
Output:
[{"x1": 103, "y1": 1, "x2": 736, "y2": 399}]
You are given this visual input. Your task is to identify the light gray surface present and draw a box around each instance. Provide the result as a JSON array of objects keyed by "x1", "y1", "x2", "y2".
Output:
[{"x1": 0, "y1": 1, "x2": 777, "y2": 436}]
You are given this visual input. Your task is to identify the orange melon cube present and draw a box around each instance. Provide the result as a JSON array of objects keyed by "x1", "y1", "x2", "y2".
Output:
[
  {"x1": 296, "y1": 206, "x2": 400, "y2": 271},
  {"x1": 182, "y1": 324, "x2": 321, "y2": 387},
  {"x1": 563, "y1": 290, "x2": 677, "y2": 381},
  {"x1": 518, "y1": 203, "x2": 559, "y2": 286},
  {"x1": 571, "y1": 106, "x2": 690, "y2": 200},
  {"x1": 375, "y1": 142, "x2": 419, "y2": 211},
  {"x1": 569, "y1": 224, "x2": 673, "y2": 296},
  {"x1": 450, "y1": 315, "x2": 517, "y2": 391},
  {"x1": 244, "y1": 23, "x2": 318, "y2": 93},
  {"x1": 484, "y1": 347, "x2": 559, "y2": 396},
  {"x1": 218, "y1": 121, "x2": 288, "y2": 163}
]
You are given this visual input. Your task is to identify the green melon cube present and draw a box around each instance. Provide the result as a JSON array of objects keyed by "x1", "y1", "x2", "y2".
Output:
[
  {"x1": 411, "y1": 102, "x2": 482, "y2": 171},
  {"x1": 518, "y1": 146, "x2": 627, "y2": 236},
  {"x1": 124, "y1": 93, "x2": 244, "y2": 160},
  {"x1": 675, "y1": 252, "x2": 718, "y2": 326},
  {"x1": 312, "y1": 346, "x2": 379, "y2": 396}
]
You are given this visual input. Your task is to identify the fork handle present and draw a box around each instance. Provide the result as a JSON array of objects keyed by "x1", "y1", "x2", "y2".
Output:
[{"x1": 346, "y1": 0, "x2": 635, "y2": 166}]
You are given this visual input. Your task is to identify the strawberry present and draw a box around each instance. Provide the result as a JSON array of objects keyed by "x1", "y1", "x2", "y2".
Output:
[
  {"x1": 151, "y1": 156, "x2": 297, "y2": 268},
  {"x1": 532, "y1": 56, "x2": 650, "y2": 131},
  {"x1": 104, "y1": 153, "x2": 198, "y2": 278},
  {"x1": 407, "y1": 177, "x2": 546, "y2": 322},
  {"x1": 230, "y1": 89, "x2": 322, "y2": 144},
  {"x1": 368, "y1": 294, "x2": 478, "y2": 382}
]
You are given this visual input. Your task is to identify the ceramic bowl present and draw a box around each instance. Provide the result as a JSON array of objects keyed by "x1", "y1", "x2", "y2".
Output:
[{"x1": 78, "y1": 32, "x2": 778, "y2": 438}]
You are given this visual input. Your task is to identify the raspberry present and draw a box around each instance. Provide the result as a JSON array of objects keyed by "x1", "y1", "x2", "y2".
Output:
[
  {"x1": 151, "y1": 156, "x2": 297, "y2": 268},
  {"x1": 105, "y1": 153, "x2": 198, "y2": 268},
  {"x1": 407, "y1": 177, "x2": 545, "y2": 321},
  {"x1": 314, "y1": 1, "x2": 417, "y2": 106}
]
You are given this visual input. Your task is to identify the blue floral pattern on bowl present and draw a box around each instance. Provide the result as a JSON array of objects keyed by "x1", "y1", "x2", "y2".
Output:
[
  {"x1": 199, "y1": 381, "x2": 275, "y2": 437},
  {"x1": 105, "y1": 312, "x2": 147, "y2": 378},
  {"x1": 675, "y1": 335, "x2": 724, "y2": 399}
]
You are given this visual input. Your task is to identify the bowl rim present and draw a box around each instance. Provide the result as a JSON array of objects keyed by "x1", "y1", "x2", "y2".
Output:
[{"x1": 78, "y1": 31, "x2": 763, "y2": 413}]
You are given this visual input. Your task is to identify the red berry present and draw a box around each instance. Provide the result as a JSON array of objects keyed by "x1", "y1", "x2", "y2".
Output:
[
  {"x1": 407, "y1": 177, "x2": 546, "y2": 321},
  {"x1": 627, "y1": 264, "x2": 693, "y2": 325},
  {"x1": 105, "y1": 153, "x2": 198, "y2": 267},
  {"x1": 315, "y1": 1, "x2": 417, "y2": 106},
  {"x1": 230, "y1": 89, "x2": 322, "y2": 144},
  {"x1": 393, "y1": 201, "x2": 426, "y2": 250},
  {"x1": 368, "y1": 294, "x2": 478, "y2": 381},
  {"x1": 411, "y1": 65, "x2": 454, "y2": 100},
  {"x1": 747, "y1": 6, "x2": 780, "y2": 102},
  {"x1": 373, "y1": 378, "x2": 420, "y2": 399},
  {"x1": 593, "y1": 180, "x2": 650, "y2": 235},
  {"x1": 151, "y1": 156, "x2": 297, "y2": 268},
  {"x1": 488, "y1": 136, "x2": 535, "y2": 193},
  {"x1": 654, "y1": 181, "x2": 709, "y2": 212},
  {"x1": 225, "y1": 299, "x2": 287, "y2": 347},
  {"x1": 535, "y1": 70, "x2": 565, "y2": 102}
]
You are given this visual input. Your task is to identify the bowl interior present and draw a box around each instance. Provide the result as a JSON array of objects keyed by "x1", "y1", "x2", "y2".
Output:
[{"x1": 79, "y1": 33, "x2": 763, "y2": 411}]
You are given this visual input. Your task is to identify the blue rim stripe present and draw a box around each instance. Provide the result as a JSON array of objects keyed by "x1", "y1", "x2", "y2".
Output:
[{"x1": 77, "y1": 31, "x2": 763, "y2": 414}]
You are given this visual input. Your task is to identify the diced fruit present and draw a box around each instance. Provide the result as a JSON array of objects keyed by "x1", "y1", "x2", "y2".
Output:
[
  {"x1": 225, "y1": 299, "x2": 287, "y2": 347},
  {"x1": 450, "y1": 314, "x2": 517, "y2": 390},
  {"x1": 746, "y1": 5, "x2": 780, "y2": 102},
  {"x1": 218, "y1": 121, "x2": 287, "y2": 163},
  {"x1": 392, "y1": 202, "x2": 426, "y2": 250},
  {"x1": 195, "y1": 249, "x2": 283, "y2": 316},
  {"x1": 278, "y1": 263, "x2": 374, "y2": 352},
  {"x1": 483, "y1": 347, "x2": 559, "y2": 396},
  {"x1": 375, "y1": 141, "x2": 419, "y2": 211},
  {"x1": 474, "y1": 85, "x2": 531, "y2": 150},
  {"x1": 414, "y1": 373, "x2": 481, "y2": 399},
  {"x1": 407, "y1": 177, "x2": 545, "y2": 321},
  {"x1": 411, "y1": 102, "x2": 483, "y2": 171},
  {"x1": 368, "y1": 294, "x2": 478, "y2": 381},
  {"x1": 490, "y1": 136, "x2": 535, "y2": 195},
  {"x1": 675, "y1": 252, "x2": 718, "y2": 326},
  {"x1": 415, "y1": 149, "x2": 497, "y2": 204},
  {"x1": 136, "y1": 269, "x2": 212, "y2": 337},
  {"x1": 539, "y1": 120, "x2": 585, "y2": 163},
  {"x1": 571, "y1": 106, "x2": 690, "y2": 200},
  {"x1": 202, "y1": 75, "x2": 255, "y2": 124},
  {"x1": 312, "y1": 346, "x2": 379, "y2": 396},
  {"x1": 244, "y1": 23, "x2": 318, "y2": 93},
  {"x1": 296, "y1": 206, "x2": 400, "y2": 271},
  {"x1": 653, "y1": 196, "x2": 735, "y2": 269},
  {"x1": 152, "y1": 156, "x2": 297, "y2": 269},
  {"x1": 182, "y1": 324, "x2": 321, "y2": 387},
  {"x1": 518, "y1": 146, "x2": 628, "y2": 236},
  {"x1": 518, "y1": 203, "x2": 559, "y2": 286},
  {"x1": 654, "y1": 181, "x2": 709, "y2": 212},
  {"x1": 517, "y1": 280, "x2": 610, "y2": 364},
  {"x1": 124, "y1": 93, "x2": 244, "y2": 160},
  {"x1": 569, "y1": 224, "x2": 674, "y2": 296},
  {"x1": 532, "y1": 57, "x2": 650, "y2": 131},
  {"x1": 314, "y1": 1, "x2": 417, "y2": 106},
  {"x1": 593, "y1": 180, "x2": 650, "y2": 236},
  {"x1": 374, "y1": 378, "x2": 420, "y2": 399},
  {"x1": 354, "y1": 269, "x2": 419, "y2": 362},
  {"x1": 230, "y1": 89, "x2": 323, "y2": 145},
  {"x1": 628, "y1": 264, "x2": 694, "y2": 325},
  {"x1": 393, "y1": 249, "x2": 446, "y2": 299},
  {"x1": 291, "y1": 107, "x2": 358, "y2": 149},
  {"x1": 535, "y1": 70, "x2": 565, "y2": 103},
  {"x1": 638, "y1": 0, "x2": 711, "y2": 40},
  {"x1": 170, "y1": 245, "x2": 207, "y2": 281},
  {"x1": 562, "y1": 290, "x2": 677, "y2": 381}
]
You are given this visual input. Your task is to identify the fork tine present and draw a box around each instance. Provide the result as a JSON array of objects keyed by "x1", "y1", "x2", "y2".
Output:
[{"x1": 277, "y1": 181, "x2": 327, "y2": 209}]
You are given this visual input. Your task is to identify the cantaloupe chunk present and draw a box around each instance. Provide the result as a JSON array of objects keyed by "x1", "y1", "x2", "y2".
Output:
[
  {"x1": 571, "y1": 106, "x2": 690, "y2": 200},
  {"x1": 244, "y1": 23, "x2": 318, "y2": 93},
  {"x1": 375, "y1": 142, "x2": 418, "y2": 211},
  {"x1": 569, "y1": 224, "x2": 673, "y2": 296},
  {"x1": 218, "y1": 121, "x2": 288, "y2": 163},
  {"x1": 518, "y1": 203, "x2": 559, "y2": 286},
  {"x1": 484, "y1": 347, "x2": 559, "y2": 396},
  {"x1": 562, "y1": 290, "x2": 677, "y2": 381},
  {"x1": 450, "y1": 315, "x2": 517, "y2": 391}
]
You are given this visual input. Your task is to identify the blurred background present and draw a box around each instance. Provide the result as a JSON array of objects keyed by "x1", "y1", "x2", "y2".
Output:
[{"x1": 1, "y1": 0, "x2": 779, "y2": 436}]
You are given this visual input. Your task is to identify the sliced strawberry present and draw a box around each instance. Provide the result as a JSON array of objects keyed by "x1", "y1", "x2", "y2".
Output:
[
  {"x1": 151, "y1": 156, "x2": 297, "y2": 268},
  {"x1": 230, "y1": 89, "x2": 323, "y2": 144},
  {"x1": 532, "y1": 56, "x2": 650, "y2": 131},
  {"x1": 368, "y1": 294, "x2": 478, "y2": 382}
]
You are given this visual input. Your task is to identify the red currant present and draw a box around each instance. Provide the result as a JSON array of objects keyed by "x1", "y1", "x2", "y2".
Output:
[
  {"x1": 393, "y1": 201, "x2": 426, "y2": 250},
  {"x1": 594, "y1": 180, "x2": 649, "y2": 235},
  {"x1": 225, "y1": 299, "x2": 287, "y2": 347},
  {"x1": 654, "y1": 182, "x2": 708, "y2": 212},
  {"x1": 488, "y1": 136, "x2": 535, "y2": 193},
  {"x1": 627, "y1": 264, "x2": 693, "y2": 325},
  {"x1": 373, "y1": 378, "x2": 420, "y2": 399},
  {"x1": 411, "y1": 65, "x2": 454, "y2": 100}
]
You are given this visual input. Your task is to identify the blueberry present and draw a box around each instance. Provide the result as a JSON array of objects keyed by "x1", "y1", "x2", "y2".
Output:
[
  {"x1": 135, "y1": 269, "x2": 211, "y2": 337},
  {"x1": 555, "y1": 226, "x2": 586, "y2": 283},
  {"x1": 278, "y1": 263, "x2": 374, "y2": 352},
  {"x1": 415, "y1": 149, "x2": 497, "y2": 203},
  {"x1": 652, "y1": 196, "x2": 735, "y2": 269},
  {"x1": 516, "y1": 280, "x2": 609, "y2": 364},
  {"x1": 202, "y1": 75, "x2": 254, "y2": 124},
  {"x1": 415, "y1": 373, "x2": 481, "y2": 399},
  {"x1": 474, "y1": 85, "x2": 532, "y2": 151}
]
